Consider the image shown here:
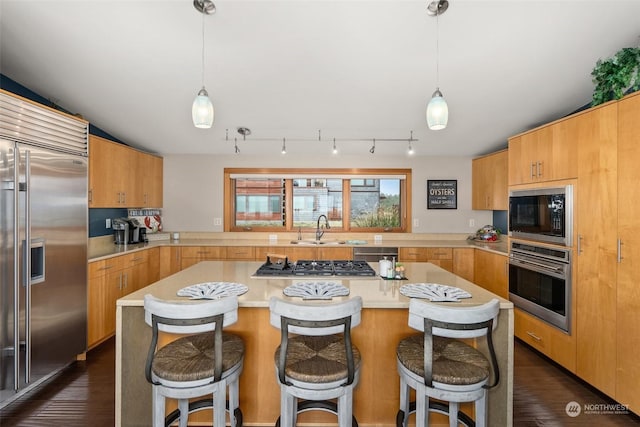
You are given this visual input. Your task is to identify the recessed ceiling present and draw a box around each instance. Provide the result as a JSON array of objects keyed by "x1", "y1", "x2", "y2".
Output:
[{"x1": 1, "y1": 0, "x2": 639, "y2": 157}]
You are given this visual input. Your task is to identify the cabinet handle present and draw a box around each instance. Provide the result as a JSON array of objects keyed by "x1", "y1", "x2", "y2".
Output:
[
  {"x1": 88, "y1": 189, "x2": 92, "y2": 203},
  {"x1": 537, "y1": 161, "x2": 542, "y2": 177},
  {"x1": 577, "y1": 234, "x2": 583, "y2": 255},
  {"x1": 530, "y1": 162, "x2": 536, "y2": 180},
  {"x1": 617, "y1": 239, "x2": 623, "y2": 263},
  {"x1": 176, "y1": 251, "x2": 180, "y2": 262},
  {"x1": 123, "y1": 272, "x2": 128, "y2": 290},
  {"x1": 118, "y1": 273, "x2": 123, "y2": 291},
  {"x1": 122, "y1": 192, "x2": 126, "y2": 204},
  {"x1": 131, "y1": 257, "x2": 144, "y2": 262},
  {"x1": 504, "y1": 260, "x2": 508, "y2": 276},
  {"x1": 98, "y1": 265, "x2": 113, "y2": 271},
  {"x1": 526, "y1": 331, "x2": 542, "y2": 342},
  {"x1": 144, "y1": 193, "x2": 148, "y2": 205}
]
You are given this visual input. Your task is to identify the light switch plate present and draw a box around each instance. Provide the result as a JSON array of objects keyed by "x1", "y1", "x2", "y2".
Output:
[{"x1": 214, "y1": 218, "x2": 222, "y2": 226}]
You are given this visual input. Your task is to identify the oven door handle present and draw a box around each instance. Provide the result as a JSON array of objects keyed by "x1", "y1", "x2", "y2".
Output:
[{"x1": 510, "y1": 258, "x2": 565, "y2": 276}]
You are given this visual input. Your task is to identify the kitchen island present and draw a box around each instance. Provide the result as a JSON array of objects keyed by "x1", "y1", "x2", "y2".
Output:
[{"x1": 116, "y1": 261, "x2": 513, "y2": 427}]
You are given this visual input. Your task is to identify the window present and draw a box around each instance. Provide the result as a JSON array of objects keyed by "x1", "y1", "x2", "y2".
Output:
[{"x1": 224, "y1": 169, "x2": 411, "y2": 232}]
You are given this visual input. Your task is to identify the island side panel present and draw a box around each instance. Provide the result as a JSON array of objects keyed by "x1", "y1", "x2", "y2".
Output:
[{"x1": 118, "y1": 305, "x2": 152, "y2": 427}]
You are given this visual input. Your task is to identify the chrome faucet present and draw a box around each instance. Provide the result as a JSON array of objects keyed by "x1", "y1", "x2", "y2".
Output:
[{"x1": 316, "y1": 214, "x2": 330, "y2": 241}]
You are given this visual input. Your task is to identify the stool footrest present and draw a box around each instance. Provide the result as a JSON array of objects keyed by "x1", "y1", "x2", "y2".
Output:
[
  {"x1": 164, "y1": 399, "x2": 243, "y2": 427},
  {"x1": 274, "y1": 400, "x2": 358, "y2": 427},
  {"x1": 396, "y1": 401, "x2": 475, "y2": 427}
]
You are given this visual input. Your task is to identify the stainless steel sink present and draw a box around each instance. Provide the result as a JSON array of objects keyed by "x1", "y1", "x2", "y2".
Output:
[{"x1": 290, "y1": 240, "x2": 346, "y2": 245}]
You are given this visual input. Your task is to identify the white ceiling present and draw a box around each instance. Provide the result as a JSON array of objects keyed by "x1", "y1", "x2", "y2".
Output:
[{"x1": 2, "y1": 0, "x2": 639, "y2": 157}]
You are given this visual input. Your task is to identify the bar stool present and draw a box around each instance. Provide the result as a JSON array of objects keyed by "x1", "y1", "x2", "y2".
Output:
[
  {"x1": 143, "y1": 294, "x2": 244, "y2": 427},
  {"x1": 269, "y1": 296, "x2": 363, "y2": 427},
  {"x1": 396, "y1": 298, "x2": 500, "y2": 427}
]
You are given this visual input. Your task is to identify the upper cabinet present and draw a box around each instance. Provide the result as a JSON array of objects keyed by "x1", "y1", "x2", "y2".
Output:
[
  {"x1": 472, "y1": 149, "x2": 508, "y2": 210},
  {"x1": 89, "y1": 135, "x2": 163, "y2": 208},
  {"x1": 508, "y1": 120, "x2": 577, "y2": 185}
]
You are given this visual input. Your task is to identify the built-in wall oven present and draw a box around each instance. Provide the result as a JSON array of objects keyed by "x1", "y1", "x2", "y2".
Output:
[{"x1": 509, "y1": 241, "x2": 571, "y2": 333}]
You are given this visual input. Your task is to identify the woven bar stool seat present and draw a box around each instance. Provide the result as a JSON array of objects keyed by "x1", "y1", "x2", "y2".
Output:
[
  {"x1": 144, "y1": 294, "x2": 244, "y2": 427},
  {"x1": 270, "y1": 296, "x2": 363, "y2": 427},
  {"x1": 396, "y1": 298, "x2": 500, "y2": 427}
]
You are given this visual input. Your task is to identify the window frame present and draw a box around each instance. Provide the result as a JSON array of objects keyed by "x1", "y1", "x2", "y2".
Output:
[{"x1": 224, "y1": 168, "x2": 412, "y2": 232}]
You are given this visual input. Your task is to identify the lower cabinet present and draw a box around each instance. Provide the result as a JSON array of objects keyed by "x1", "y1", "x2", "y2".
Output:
[
  {"x1": 399, "y1": 247, "x2": 453, "y2": 272},
  {"x1": 180, "y1": 246, "x2": 226, "y2": 269},
  {"x1": 88, "y1": 257, "x2": 124, "y2": 349},
  {"x1": 453, "y1": 248, "x2": 474, "y2": 282},
  {"x1": 514, "y1": 308, "x2": 576, "y2": 373},
  {"x1": 88, "y1": 249, "x2": 155, "y2": 349},
  {"x1": 473, "y1": 250, "x2": 508, "y2": 299},
  {"x1": 159, "y1": 246, "x2": 181, "y2": 279}
]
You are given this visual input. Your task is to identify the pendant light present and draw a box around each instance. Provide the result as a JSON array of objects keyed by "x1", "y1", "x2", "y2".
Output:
[
  {"x1": 426, "y1": 0, "x2": 449, "y2": 131},
  {"x1": 192, "y1": 0, "x2": 215, "y2": 128}
]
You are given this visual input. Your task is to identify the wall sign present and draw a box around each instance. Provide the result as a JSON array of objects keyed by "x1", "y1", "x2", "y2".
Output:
[{"x1": 427, "y1": 180, "x2": 457, "y2": 209}]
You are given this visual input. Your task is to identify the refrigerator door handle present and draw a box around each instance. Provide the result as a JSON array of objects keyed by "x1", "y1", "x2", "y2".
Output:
[
  {"x1": 24, "y1": 149, "x2": 32, "y2": 384},
  {"x1": 13, "y1": 145, "x2": 20, "y2": 391}
]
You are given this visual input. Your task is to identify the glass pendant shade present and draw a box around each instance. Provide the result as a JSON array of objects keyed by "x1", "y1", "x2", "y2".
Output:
[
  {"x1": 192, "y1": 87, "x2": 214, "y2": 128},
  {"x1": 426, "y1": 88, "x2": 448, "y2": 130}
]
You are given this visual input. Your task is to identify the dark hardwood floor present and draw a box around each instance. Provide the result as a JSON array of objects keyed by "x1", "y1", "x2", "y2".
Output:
[{"x1": 1, "y1": 337, "x2": 639, "y2": 426}]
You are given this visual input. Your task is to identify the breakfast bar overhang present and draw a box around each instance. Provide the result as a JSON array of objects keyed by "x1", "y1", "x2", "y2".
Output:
[{"x1": 115, "y1": 261, "x2": 514, "y2": 426}]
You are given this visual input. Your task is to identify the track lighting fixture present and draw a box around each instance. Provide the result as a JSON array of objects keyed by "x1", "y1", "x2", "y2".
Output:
[
  {"x1": 369, "y1": 139, "x2": 376, "y2": 154},
  {"x1": 332, "y1": 138, "x2": 338, "y2": 154},
  {"x1": 192, "y1": 0, "x2": 216, "y2": 129},
  {"x1": 426, "y1": 0, "x2": 449, "y2": 131},
  {"x1": 408, "y1": 141, "x2": 415, "y2": 155},
  {"x1": 281, "y1": 138, "x2": 287, "y2": 154},
  {"x1": 234, "y1": 138, "x2": 240, "y2": 154}
]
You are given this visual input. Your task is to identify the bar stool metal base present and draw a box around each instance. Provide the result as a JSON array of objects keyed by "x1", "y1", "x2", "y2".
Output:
[
  {"x1": 396, "y1": 401, "x2": 475, "y2": 427},
  {"x1": 165, "y1": 398, "x2": 243, "y2": 427},
  {"x1": 274, "y1": 400, "x2": 358, "y2": 427}
]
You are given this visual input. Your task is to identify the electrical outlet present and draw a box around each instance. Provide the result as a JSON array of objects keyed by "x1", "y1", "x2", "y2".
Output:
[
  {"x1": 413, "y1": 219, "x2": 419, "y2": 227},
  {"x1": 105, "y1": 218, "x2": 111, "y2": 228},
  {"x1": 214, "y1": 218, "x2": 222, "y2": 226},
  {"x1": 469, "y1": 219, "x2": 475, "y2": 228}
]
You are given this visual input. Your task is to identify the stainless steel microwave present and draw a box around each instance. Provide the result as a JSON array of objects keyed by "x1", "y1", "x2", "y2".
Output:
[{"x1": 508, "y1": 185, "x2": 573, "y2": 246}]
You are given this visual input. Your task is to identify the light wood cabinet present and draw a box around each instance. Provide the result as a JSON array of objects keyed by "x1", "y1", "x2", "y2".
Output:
[
  {"x1": 473, "y1": 250, "x2": 508, "y2": 299},
  {"x1": 615, "y1": 92, "x2": 640, "y2": 413},
  {"x1": 575, "y1": 102, "x2": 618, "y2": 397},
  {"x1": 399, "y1": 247, "x2": 453, "y2": 272},
  {"x1": 89, "y1": 135, "x2": 163, "y2": 208},
  {"x1": 226, "y1": 246, "x2": 255, "y2": 260},
  {"x1": 88, "y1": 248, "x2": 159, "y2": 349},
  {"x1": 159, "y1": 246, "x2": 181, "y2": 279},
  {"x1": 452, "y1": 248, "x2": 474, "y2": 282},
  {"x1": 472, "y1": 150, "x2": 508, "y2": 210},
  {"x1": 180, "y1": 246, "x2": 226, "y2": 269},
  {"x1": 514, "y1": 308, "x2": 576, "y2": 373},
  {"x1": 508, "y1": 121, "x2": 577, "y2": 185},
  {"x1": 318, "y1": 247, "x2": 352, "y2": 260},
  {"x1": 88, "y1": 257, "x2": 124, "y2": 349},
  {"x1": 135, "y1": 150, "x2": 163, "y2": 207}
]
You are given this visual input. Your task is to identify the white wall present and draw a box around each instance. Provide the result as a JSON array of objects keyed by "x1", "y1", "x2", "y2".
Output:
[{"x1": 162, "y1": 154, "x2": 492, "y2": 233}]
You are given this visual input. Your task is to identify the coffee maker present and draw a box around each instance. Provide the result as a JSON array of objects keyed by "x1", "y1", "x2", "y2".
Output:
[
  {"x1": 112, "y1": 218, "x2": 129, "y2": 245},
  {"x1": 127, "y1": 218, "x2": 147, "y2": 243}
]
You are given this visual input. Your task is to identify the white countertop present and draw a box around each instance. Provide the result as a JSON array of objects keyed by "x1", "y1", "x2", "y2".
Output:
[{"x1": 117, "y1": 260, "x2": 513, "y2": 310}]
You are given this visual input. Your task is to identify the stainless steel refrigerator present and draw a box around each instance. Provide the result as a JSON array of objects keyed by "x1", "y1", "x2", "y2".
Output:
[{"x1": 0, "y1": 92, "x2": 88, "y2": 407}]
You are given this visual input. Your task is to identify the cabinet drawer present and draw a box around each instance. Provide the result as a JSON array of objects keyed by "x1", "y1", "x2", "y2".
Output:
[
  {"x1": 121, "y1": 251, "x2": 149, "y2": 267},
  {"x1": 226, "y1": 246, "x2": 255, "y2": 260},
  {"x1": 181, "y1": 246, "x2": 226, "y2": 259},
  {"x1": 399, "y1": 247, "x2": 428, "y2": 261},
  {"x1": 515, "y1": 308, "x2": 576, "y2": 372},
  {"x1": 515, "y1": 308, "x2": 551, "y2": 353},
  {"x1": 427, "y1": 248, "x2": 452, "y2": 260},
  {"x1": 89, "y1": 257, "x2": 123, "y2": 278}
]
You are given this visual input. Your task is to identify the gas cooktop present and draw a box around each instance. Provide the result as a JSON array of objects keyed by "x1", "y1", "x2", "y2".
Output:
[{"x1": 254, "y1": 259, "x2": 376, "y2": 277}]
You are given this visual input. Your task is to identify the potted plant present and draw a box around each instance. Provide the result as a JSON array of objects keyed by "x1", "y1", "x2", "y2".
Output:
[{"x1": 591, "y1": 47, "x2": 640, "y2": 106}]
